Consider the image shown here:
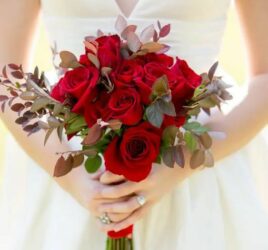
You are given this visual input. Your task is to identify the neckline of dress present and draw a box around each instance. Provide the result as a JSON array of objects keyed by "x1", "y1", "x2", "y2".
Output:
[{"x1": 114, "y1": 0, "x2": 140, "y2": 18}]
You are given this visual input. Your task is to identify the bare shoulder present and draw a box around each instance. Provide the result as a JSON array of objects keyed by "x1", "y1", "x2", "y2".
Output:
[
  {"x1": 234, "y1": 0, "x2": 268, "y2": 76},
  {"x1": 0, "y1": 0, "x2": 41, "y2": 66}
]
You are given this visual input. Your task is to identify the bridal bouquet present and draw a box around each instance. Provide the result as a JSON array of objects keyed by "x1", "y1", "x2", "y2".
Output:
[{"x1": 0, "y1": 16, "x2": 231, "y2": 250}]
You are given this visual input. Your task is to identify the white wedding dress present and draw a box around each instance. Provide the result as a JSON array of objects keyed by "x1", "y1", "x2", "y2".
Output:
[{"x1": 1, "y1": 0, "x2": 268, "y2": 249}]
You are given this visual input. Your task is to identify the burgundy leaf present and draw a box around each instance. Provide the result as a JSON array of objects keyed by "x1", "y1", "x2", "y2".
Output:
[
  {"x1": 159, "y1": 24, "x2": 171, "y2": 37},
  {"x1": 2, "y1": 65, "x2": 7, "y2": 78},
  {"x1": 23, "y1": 110, "x2": 37, "y2": 119},
  {"x1": 157, "y1": 20, "x2": 161, "y2": 30},
  {"x1": 24, "y1": 102, "x2": 33, "y2": 108},
  {"x1": 23, "y1": 123, "x2": 38, "y2": 132},
  {"x1": 73, "y1": 154, "x2": 85, "y2": 168},
  {"x1": 8, "y1": 63, "x2": 20, "y2": 70},
  {"x1": 15, "y1": 116, "x2": 29, "y2": 125},
  {"x1": 10, "y1": 90, "x2": 18, "y2": 97},
  {"x1": 82, "y1": 123, "x2": 102, "y2": 146},
  {"x1": 11, "y1": 71, "x2": 24, "y2": 79},
  {"x1": 8, "y1": 97, "x2": 16, "y2": 107},
  {"x1": 11, "y1": 103, "x2": 25, "y2": 112},
  {"x1": 1, "y1": 102, "x2": 6, "y2": 112},
  {"x1": 153, "y1": 30, "x2": 158, "y2": 42},
  {"x1": 0, "y1": 95, "x2": 8, "y2": 102},
  {"x1": 53, "y1": 156, "x2": 72, "y2": 177},
  {"x1": 27, "y1": 125, "x2": 41, "y2": 136}
]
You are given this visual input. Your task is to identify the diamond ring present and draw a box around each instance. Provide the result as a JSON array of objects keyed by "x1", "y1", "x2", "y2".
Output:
[
  {"x1": 98, "y1": 212, "x2": 112, "y2": 225},
  {"x1": 136, "y1": 195, "x2": 146, "y2": 207}
]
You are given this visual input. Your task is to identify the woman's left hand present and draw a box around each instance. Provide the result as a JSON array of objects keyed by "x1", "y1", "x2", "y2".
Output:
[{"x1": 97, "y1": 162, "x2": 195, "y2": 233}]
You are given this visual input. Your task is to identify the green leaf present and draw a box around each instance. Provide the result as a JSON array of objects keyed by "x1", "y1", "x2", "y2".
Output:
[
  {"x1": 158, "y1": 99, "x2": 176, "y2": 116},
  {"x1": 190, "y1": 149, "x2": 205, "y2": 169},
  {"x1": 59, "y1": 51, "x2": 81, "y2": 68},
  {"x1": 155, "y1": 154, "x2": 162, "y2": 164},
  {"x1": 66, "y1": 115, "x2": 87, "y2": 134},
  {"x1": 198, "y1": 132, "x2": 212, "y2": 149},
  {"x1": 208, "y1": 61, "x2": 219, "y2": 80},
  {"x1": 87, "y1": 53, "x2": 100, "y2": 69},
  {"x1": 183, "y1": 121, "x2": 209, "y2": 135},
  {"x1": 184, "y1": 131, "x2": 197, "y2": 152},
  {"x1": 30, "y1": 97, "x2": 51, "y2": 112},
  {"x1": 183, "y1": 121, "x2": 200, "y2": 130},
  {"x1": 204, "y1": 150, "x2": 214, "y2": 167},
  {"x1": 152, "y1": 75, "x2": 169, "y2": 97},
  {"x1": 85, "y1": 154, "x2": 102, "y2": 173},
  {"x1": 162, "y1": 126, "x2": 180, "y2": 145},
  {"x1": 198, "y1": 97, "x2": 216, "y2": 108},
  {"x1": 174, "y1": 145, "x2": 185, "y2": 167},
  {"x1": 145, "y1": 102, "x2": 163, "y2": 128},
  {"x1": 162, "y1": 147, "x2": 175, "y2": 168}
]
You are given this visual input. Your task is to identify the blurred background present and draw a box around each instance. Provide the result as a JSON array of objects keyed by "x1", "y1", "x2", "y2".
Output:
[{"x1": 0, "y1": 5, "x2": 249, "y2": 187}]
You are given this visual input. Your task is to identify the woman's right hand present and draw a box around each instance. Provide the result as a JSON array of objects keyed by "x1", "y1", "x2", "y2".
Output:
[{"x1": 55, "y1": 165, "x2": 131, "y2": 230}]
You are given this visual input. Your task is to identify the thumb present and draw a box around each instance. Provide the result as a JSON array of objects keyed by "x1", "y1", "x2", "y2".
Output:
[{"x1": 100, "y1": 171, "x2": 125, "y2": 185}]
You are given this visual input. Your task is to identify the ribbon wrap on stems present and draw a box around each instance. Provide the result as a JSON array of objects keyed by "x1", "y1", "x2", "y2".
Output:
[{"x1": 106, "y1": 225, "x2": 134, "y2": 250}]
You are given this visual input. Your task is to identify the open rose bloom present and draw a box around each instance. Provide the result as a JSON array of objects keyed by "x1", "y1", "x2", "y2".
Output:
[{"x1": 0, "y1": 16, "x2": 232, "y2": 250}]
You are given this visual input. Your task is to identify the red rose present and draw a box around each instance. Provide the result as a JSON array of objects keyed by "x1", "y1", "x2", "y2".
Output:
[
  {"x1": 143, "y1": 62, "x2": 171, "y2": 86},
  {"x1": 83, "y1": 89, "x2": 111, "y2": 127},
  {"x1": 79, "y1": 54, "x2": 93, "y2": 68},
  {"x1": 170, "y1": 58, "x2": 202, "y2": 110},
  {"x1": 140, "y1": 53, "x2": 174, "y2": 67},
  {"x1": 112, "y1": 59, "x2": 144, "y2": 85},
  {"x1": 104, "y1": 122, "x2": 161, "y2": 182},
  {"x1": 86, "y1": 35, "x2": 121, "y2": 69},
  {"x1": 162, "y1": 115, "x2": 186, "y2": 129},
  {"x1": 51, "y1": 66, "x2": 99, "y2": 109},
  {"x1": 107, "y1": 87, "x2": 143, "y2": 125},
  {"x1": 67, "y1": 67, "x2": 99, "y2": 113},
  {"x1": 135, "y1": 62, "x2": 176, "y2": 105},
  {"x1": 50, "y1": 83, "x2": 65, "y2": 103}
]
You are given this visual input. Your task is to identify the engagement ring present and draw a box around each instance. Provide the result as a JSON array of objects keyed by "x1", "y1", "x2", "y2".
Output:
[{"x1": 98, "y1": 212, "x2": 112, "y2": 225}]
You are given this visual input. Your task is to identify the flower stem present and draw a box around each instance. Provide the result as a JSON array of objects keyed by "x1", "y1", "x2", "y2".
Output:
[{"x1": 105, "y1": 237, "x2": 134, "y2": 250}]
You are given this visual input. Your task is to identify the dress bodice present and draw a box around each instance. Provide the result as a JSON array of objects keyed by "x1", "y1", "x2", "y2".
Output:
[{"x1": 40, "y1": 0, "x2": 231, "y2": 72}]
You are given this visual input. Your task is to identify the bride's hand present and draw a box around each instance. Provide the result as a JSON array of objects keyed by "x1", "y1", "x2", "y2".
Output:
[
  {"x1": 98, "y1": 162, "x2": 196, "y2": 232},
  {"x1": 56, "y1": 165, "x2": 132, "y2": 224}
]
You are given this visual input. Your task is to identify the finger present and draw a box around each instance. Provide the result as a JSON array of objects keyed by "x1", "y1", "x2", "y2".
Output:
[
  {"x1": 100, "y1": 181, "x2": 138, "y2": 199},
  {"x1": 108, "y1": 213, "x2": 130, "y2": 223},
  {"x1": 98, "y1": 195, "x2": 142, "y2": 214},
  {"x1": 113, "y1": 204, "x2": 151, "y2": 232},
  {"x1": 99, "y1": 171, "x2": 125, "y2": 185}
]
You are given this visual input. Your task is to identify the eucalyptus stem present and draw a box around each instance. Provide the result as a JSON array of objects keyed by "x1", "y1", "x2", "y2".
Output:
[{"x1": 105, "y1": 237, "x2": 133, "y2": 250}]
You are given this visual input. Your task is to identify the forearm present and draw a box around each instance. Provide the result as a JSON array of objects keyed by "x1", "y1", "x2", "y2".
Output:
[
  {"x1": 207, "y1": 73, "x2": 268, "y2": 162},
  {"x1": 0, "y1": 0, "x2": 75, "y2": 184}
]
